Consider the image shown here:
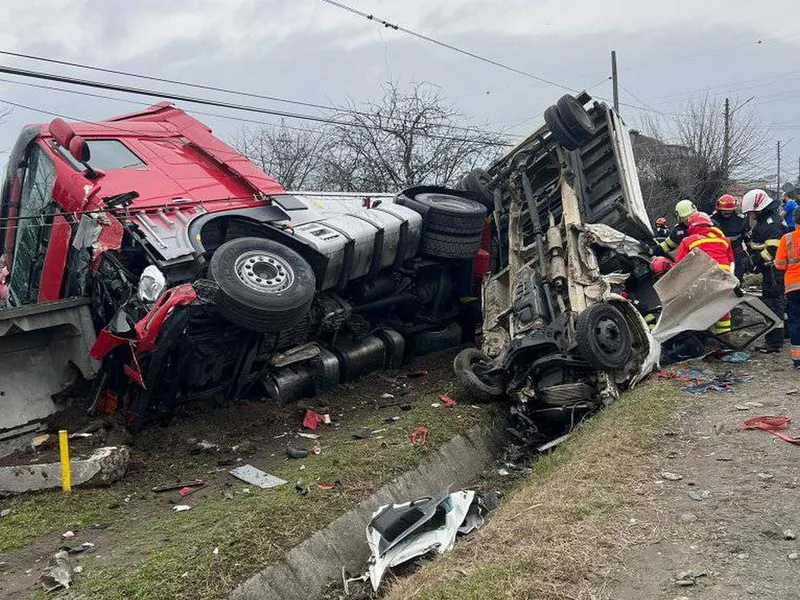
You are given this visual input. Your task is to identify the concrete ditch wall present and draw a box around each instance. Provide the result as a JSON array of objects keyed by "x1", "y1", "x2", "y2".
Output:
[{"x1": 230, "y1": 423, "x2": 505, "y2": 600}]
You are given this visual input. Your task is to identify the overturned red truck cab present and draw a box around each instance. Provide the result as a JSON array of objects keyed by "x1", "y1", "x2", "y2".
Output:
[{"x1": 0, "y1": 102, "x2": 490, "y2": 433}]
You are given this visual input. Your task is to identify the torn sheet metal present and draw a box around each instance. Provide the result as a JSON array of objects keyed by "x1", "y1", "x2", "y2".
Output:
[
  {"x1": 651, "y1": 250, "x2": 778, "y2": 344},
  {"x1": 363, "y1": 490, "x2": 482, "y2": 591},
  {"x1": 583, "y1": 223, "x2": 647, "y2": 259},
  {"x1": 228, "y1": 465, "x2": 287, "y2": 489}
]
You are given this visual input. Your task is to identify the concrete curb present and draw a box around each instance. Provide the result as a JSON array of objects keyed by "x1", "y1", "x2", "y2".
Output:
[
  {"x1": 230, "y1": 423, "x2": 505, "y2": 600},
  {"x1": 0, "y1": 446, "x2": 130, "y2": 495}
]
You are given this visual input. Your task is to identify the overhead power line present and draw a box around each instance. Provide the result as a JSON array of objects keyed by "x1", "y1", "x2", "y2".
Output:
[
  {"x1": 0, "y1": 65, "x2": 512, "y2": 147},
  {"x1": 313, "y1": 0, "x2": 578, "y2": 93},
  {"x1": 0, "y1": 48, "x2": 511, "y2": 139}
]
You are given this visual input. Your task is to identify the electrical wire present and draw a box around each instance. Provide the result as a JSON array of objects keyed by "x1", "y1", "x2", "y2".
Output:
[
  {"x1": 0, "y1": 66, "x2": 512, "y2": 147},
  {"x1": 313, "y1": 0, "x2": 578, "y2": 93}
]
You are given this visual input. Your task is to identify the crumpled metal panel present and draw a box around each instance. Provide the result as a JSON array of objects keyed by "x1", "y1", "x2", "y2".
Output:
[
  {"x1": 651, "y1": 250, "x2": 779, "y2": 344},
  {"x1": 130, "y1": 205, "x2": 207, "y2": 261}
]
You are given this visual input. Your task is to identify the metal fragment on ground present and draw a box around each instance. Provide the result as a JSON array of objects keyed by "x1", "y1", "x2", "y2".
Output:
[
  {"x1": 40, "y1": 550, "x2": 71, "y2": 592},
  {"x1": 228, "y1": 464, "x2": 287, "y2": 489}
]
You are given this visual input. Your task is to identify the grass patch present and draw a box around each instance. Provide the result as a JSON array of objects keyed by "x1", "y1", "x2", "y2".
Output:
[{"x1": 384, "y1": 380, "x2": 683, "y2": 600}]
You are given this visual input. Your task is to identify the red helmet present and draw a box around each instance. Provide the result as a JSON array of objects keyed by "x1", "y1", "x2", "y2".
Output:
[
  {"x1": 716, "y1": 194, "x2": 737, "y2": 211},
  {"x1": 651, "y1": 256, "x2": 672, "y2": 276},
  {"x1": 656, "y1": 217, "x2": 667, "y2": 226},
  {"x1": 687, "y1": 211, "x2": 713, "y2": 234}
]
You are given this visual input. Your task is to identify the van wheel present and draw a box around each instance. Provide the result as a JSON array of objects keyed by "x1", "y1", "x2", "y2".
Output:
[
  {"x1": 576, "y1": 303, "x2": 632, "y2": 370},
  {"x1": 556, "y1": 95, "x2": 597, "y2": 143},
  {"x1": 453, "y1": 348, "x2": 505, "y2": 402},
  {"x1": 209, "y1": 237, "x2": 316, "y2": 332}
]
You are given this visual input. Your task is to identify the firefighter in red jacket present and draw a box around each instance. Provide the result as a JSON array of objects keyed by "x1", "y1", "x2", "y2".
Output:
[{"x1": 674, "y1": 212, "x2": 735, "y2": 335}]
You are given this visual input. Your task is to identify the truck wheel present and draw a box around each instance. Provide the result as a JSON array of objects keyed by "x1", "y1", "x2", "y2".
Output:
[
  {"x1": 413, "y1": 322, "x2": 463, "y2": 356},
  {"x1": 544, "y1": 105, "x2": 582, "y2": 151},
  {"x1": 209, "y1": 237, "x2": 316, "y2": 332},
  {"x1": 456, "y1": 168, "x2": 495, "y2": 211},
  {"x1": 556, "y1": 95, "x2": 597, "y2": 143},
  {"x1": 576, "y1": 302, "x2": 633, "y2": 370},
  {"x1": 402, "y1": 193, "x2": 487, "y2": 235},
  {"x1": 453, "y1": 348, "x2": 505, "y2": 402},
  {"x1": 420, "y1": 230, "x2": 481, "y2": 259}
]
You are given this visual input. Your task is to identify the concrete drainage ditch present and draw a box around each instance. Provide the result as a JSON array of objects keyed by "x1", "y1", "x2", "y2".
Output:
[{"x1": 230, "y1": 423, "x2": 505, "y2": 600}]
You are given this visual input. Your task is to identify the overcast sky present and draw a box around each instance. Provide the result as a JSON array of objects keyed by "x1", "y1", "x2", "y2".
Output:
[{"x1": 1, "y1": 0, "x2": 800, "y2": 184}]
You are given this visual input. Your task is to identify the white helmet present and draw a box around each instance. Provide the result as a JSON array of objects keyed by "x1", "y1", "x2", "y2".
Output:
[{"x1": 741, "y1": 189, "x2": 774, "y2": 214}]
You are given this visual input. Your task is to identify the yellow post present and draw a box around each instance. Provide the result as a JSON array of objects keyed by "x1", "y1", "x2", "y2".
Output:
[{"x1": 58, "y1": 430, "x2": 71, "y2": 493}]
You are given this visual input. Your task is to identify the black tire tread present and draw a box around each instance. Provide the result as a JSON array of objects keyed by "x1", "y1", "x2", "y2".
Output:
[
  {"x1": 555, "y1": 95, "x2": 597, "y2": 143},
  {"x1": 453, "y1": 348, "x2": 504, "y2": 402},
  {"x1": 575, "y1": 303, "x2": 633, "y2": 370},
  {"x1": 420, "y1": 230, "x2": 481, "y2": 259},
  {"x1": 544, "y1": 105, "x2": 581, "y2": 151}
]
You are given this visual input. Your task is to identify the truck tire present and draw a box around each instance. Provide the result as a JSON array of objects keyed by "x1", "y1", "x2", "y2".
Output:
[
  {"x1": 413, "y1": 322, "x2": 463, "y2": 356},
  {"x1": 401, "y1": 192, "x2": 487, "y2": 235},
  {"x1": 544, "y1": 105, "x2": 582, "y2": 151},
  {"x1": 575, "y1": 302, "x2": 633, "y2": 370},
  {"x1": 456, "y1": 168, "x2": 495, "y2": 211},
  {"x1": 209, "y1": 237, "x2": 316, "y2": 332},
  {"x1": 420, "y1": 230, "x2": 481, "y2": 259},
  {"x1": 556, "y1": 95, "x2": 596, "y2": 143},
  {"x1": 453, "y1": 348, "x2": 504, "y2": 402}
]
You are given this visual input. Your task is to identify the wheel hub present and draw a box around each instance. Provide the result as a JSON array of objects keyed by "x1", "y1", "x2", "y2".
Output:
[
  {"x1": 234, "y1": 251, "x2": 294, "y2": 293},
  {"x1": 595, "y1": 318, "x2": 622, "y2": 354}
]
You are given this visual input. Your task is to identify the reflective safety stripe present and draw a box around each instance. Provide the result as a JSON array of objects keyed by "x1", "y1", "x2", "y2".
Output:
[
  {"x1": 786, "y1": 237, "x2": 800, "y2": 265},
  {"x1": 761, "y1": 248, "x2": 774, "y2": 262},
  {"x1": 790, "y1": 346, "x2": 800, "y2": 358},
  {"x1": 644, "y1": 313, "x2": 657, "y2": 323},
  {"x1": 775, "y1": 258, "x2": 788, "y2": 268},
  {"x1": 786, "y1": 281, "x2": 800, "y2": 294},
  {"x1": 719, "y1": 264, "x2": 732, "y2": 272},
  {"x1": 689, "y1": 237, "x2": 730, "y2": 250}
]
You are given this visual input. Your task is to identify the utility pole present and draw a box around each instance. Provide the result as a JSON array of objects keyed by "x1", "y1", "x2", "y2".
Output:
[
  {"x1": 723, "y1": 97, "x2": 730, "y2": 177},
  {"x1": 777, "y1": 140, "x2": 782, "y2": 196},
  {"x1": 611, "y1": 51, "x2": 619, "y2": 113}
]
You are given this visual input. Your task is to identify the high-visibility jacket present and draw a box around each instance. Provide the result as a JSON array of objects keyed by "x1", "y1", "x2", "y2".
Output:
[
  {"x1": 775, "y1": 229, "x2": 800, "y2": 294},
  {"x1": 659, "y1": 223, "x2": 688, "y2": 254},
  {"x1": 674, "y1": 226, "x2": 734, "y2": 271}
]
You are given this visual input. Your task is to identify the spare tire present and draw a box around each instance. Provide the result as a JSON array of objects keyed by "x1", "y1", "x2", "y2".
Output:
[
  {"x1": 456, "y1": 169, "x2": 494, "y2": 211},
  {"x1": 556, "y1": 95, "x2": 597, "y2": 144},
  {"x1": 575, "y1": 302, "x2": 633, "y2": 370},
  {"x1": 453, "y1": 348, "x2": 505, "y2": 402},
  {"x1": 401, "y1": 192, "x2": 487, "y2": 235},
  {"x1": 209, "y1": 237, "x2": 316, "y2": 332}
]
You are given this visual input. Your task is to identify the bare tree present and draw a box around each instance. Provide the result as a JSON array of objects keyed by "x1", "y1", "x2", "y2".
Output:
[
  {"x1": 322, "y1": 82, "x2": 507, "y2": 192},
  {"x1": 633, "y1": 95, "x2": 770, "y2": 217},
  {"x1": 232, "y1": 122, "x2": 329, "y2": 191}
]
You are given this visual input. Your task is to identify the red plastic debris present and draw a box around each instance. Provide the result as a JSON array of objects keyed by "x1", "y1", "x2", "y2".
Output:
[
  {"x1": 178, "y1": 487, "x2": 194, "y2": 495},
  {"x1": 411, "y1": 425, "x2": 428, "y2": 446},
  {"x1": 438, "y1": 395, "x2": 457, "y2": 407},
  {"x1": 303, "y1": 409, "x2": 325, "y2": 430},
  {"x1": 743, "y1": 416, "x2": 800, "y2": 444},
  {"x1": 316, "y1": 483, "x2": 336, "y2": 490}
]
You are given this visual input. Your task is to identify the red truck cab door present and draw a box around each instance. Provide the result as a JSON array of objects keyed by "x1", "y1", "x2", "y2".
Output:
[{"x1": 4, "y1": 142, "x2": 70, "y2": 305}]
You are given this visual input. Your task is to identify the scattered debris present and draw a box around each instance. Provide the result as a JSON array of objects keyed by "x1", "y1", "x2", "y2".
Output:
[
  {"x1": 192, "y1": 440, "x2": 220, "y2": 454},
  {"x1": 212, "y1": 547, "x2": 219, "y2": 556},
  {"x1": 316, "y1": 480, "x2": 342, "y2": 491},
  {"x1": 720, "y1": 351, "x2": 750, "y2": 363},
  {"x1": 789, "y1": 552, "x2": 799, "y2": 560},
  {"x1": 674, "y1": 570, "x2": 707, "y2": 586},
  {"x1": 297, "y1": 432, "x2": 319, "y2": 440},
  {"x1": 229, "y1": 465, "x2": 288, "y2": 489},
  {"x1": 353, "y1": 490, "x2": 484, "y2": 591},
  {"x1": 481, "y1": 490, "x2": 501, "y2": 511},
  {"x1": 61, "y1": 542, "x2": 94, "y2": 554},
  {"x1": 385, "y1": 416, "x2": 400, "y2": 423},
  {"x1": 411, "y1": 425, "x2": 428, "y2": 446},
  {"x1": 179, "y1": 484, "x2": 206, "y2": 496},
  {"x1": 498, "y1": 469, "x2": 511, "y2": 476},
  {"x1": 537, "y1": 434, "x2": 570, "y2": 452},
  {"x1": 31, "y1": 434, "x2": 52, "y2": 450},
  {"x1": 758, "y1": 472, "x2": 774, "y2": 481},
  {"x1": 784, "y1": 529, "x2": 797, "y2": 540},
  {"x1": 743, "y1": 416, "x2": 800, "y2": 445},
  {"x1": 0, "y1": 508, "x2": 11, "y2": 518},
  {"x1": 353, "y1": 427, "x2": 373, "y2": 440},
  {"x1": 61, "y1": 531, "x2": 75, "y2": 540},
  {"x1": 286, "y1": 446, "x2": 308, "y2": 459},
  {"x1": 438, "y1": 395, "x2": 457, "y2": 407},
  {"x1": 73, "y1": 566, "x2": 83, "y2": 574},
  {"x1": 40, "y1": 550, "x2": 72, "y2": 592},
  {"x1": 381, "y1": 393, "x2": 395, "y2": 399},
  {"x1": 787, "y1": 389, "x2": 799, "y2": 396},
  {"x1": 295, "y1": 482, "x2": 309, "y2": 496},
  {"x1": 303, "y1": 409, "x2": 328, "y2": 430},
  {"x1": 223, "y1": 489, "x2": 235, "y2": 501},
  {"x1": 68, "y1": 432, "x2": 93, "y2": 439},
  {"x1": 430, "y1": 402, "x2": 441, "y2": 408},
  {"x1": 172, "y1": 505, "x2": 192, "y2": 512},
  {"x1": 661, "y1": 471, "x2": 684, "y2": 481},
  {"x1": 152, "y1": 480, "x2": 205, "y2": 493}
]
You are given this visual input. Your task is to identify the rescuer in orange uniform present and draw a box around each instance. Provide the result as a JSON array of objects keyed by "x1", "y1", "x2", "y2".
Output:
[
  {"x1": 674, "y1": 212, "x2": 735, "y2": 335},
  {"x1": 774, "y1": 206, "x2": 800, "y2": 368}
]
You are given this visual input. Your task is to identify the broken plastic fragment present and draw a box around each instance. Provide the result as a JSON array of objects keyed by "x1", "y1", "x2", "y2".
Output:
[
  {"x1": 303, "y1": 409, "x2": 326, "y2": 430},
  {"x1": 438, "y1": 395, "x2": 457, "y2": 407},
  {"x1": 40, "y1": 550, "x2": 71, "y2": 592},
  {"x1": 173, "y1": 505, "x2": 192, "y2": 512}
]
